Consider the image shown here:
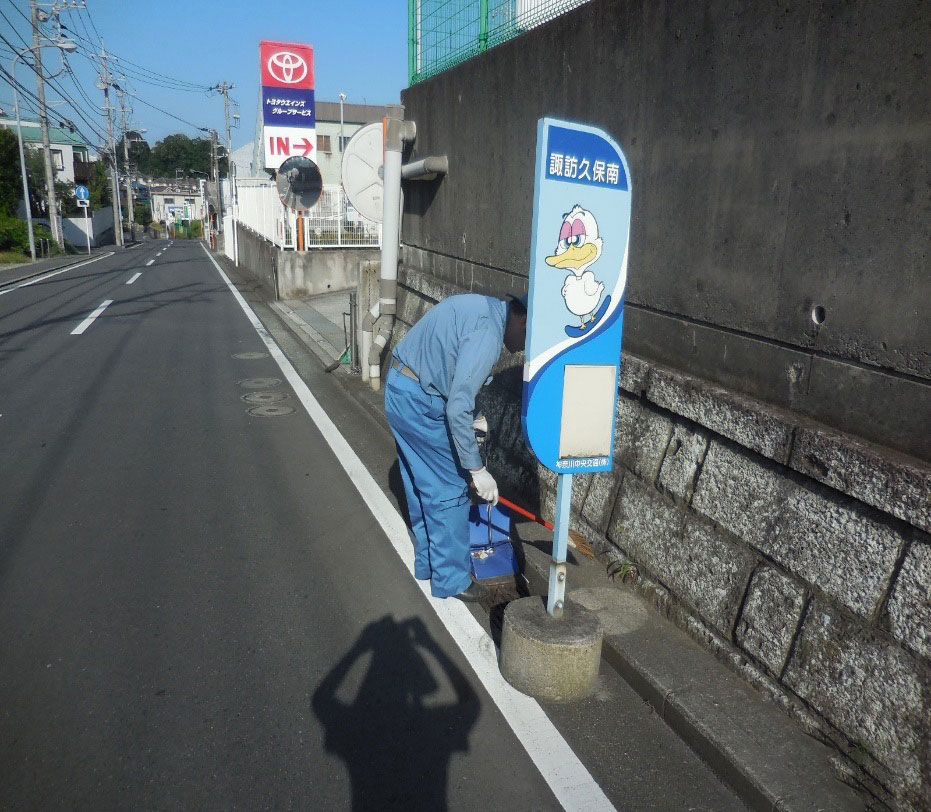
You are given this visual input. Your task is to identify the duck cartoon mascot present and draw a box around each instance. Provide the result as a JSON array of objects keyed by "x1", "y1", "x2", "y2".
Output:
[{"x1": 545, "y1": 205, "x2": 611, "y2": 337}]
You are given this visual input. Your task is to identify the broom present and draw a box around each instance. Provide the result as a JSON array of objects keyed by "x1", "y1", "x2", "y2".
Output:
[{"x1": 496, "y1": 495, "x2": 595, "y2": 560}]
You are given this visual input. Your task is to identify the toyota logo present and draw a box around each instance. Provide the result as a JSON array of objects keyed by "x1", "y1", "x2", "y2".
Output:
[{"x1": 267, "y1": 51, "x2": 307, "y2": 84}]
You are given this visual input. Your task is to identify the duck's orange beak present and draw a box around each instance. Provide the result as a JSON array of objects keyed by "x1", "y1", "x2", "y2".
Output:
[{"x1": 545, "y1": 242, "x2": 597, "y2": 269}]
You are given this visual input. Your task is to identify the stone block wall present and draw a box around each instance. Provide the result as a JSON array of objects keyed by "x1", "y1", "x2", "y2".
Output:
[{"x1": 391, "y1": 245, "x2": 931, "y2": 811}]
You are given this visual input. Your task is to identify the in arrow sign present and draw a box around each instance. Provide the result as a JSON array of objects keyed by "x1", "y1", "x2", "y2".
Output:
[{"x1": 294, "y1": 137, "x2": 314, "y2": 157}]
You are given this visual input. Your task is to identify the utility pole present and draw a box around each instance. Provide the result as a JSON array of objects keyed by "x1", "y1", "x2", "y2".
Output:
[
  {"x1": 30, "y1": 0, "x2": 62, "y2": 246},
  {"x1": 118, "y1": 85, "x2": 135, "y2": 242},
  {"x1": 215, "y1": 81, "x2": 238, "y2": 262},
  {"x1": 98, "y1": 46, "x2": 123, "y2": 247},
  {"x1": 208, "y1": 128, "x2": 218, "y2": 245}
]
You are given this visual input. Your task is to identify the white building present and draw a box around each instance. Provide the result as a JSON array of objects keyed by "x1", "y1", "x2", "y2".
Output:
[
  {"x1": 0, "y1": 117, "x2": 94, "y2": 185},
  {"x1": 148, "y1": 179, "x2": 206, "y2": 224}
]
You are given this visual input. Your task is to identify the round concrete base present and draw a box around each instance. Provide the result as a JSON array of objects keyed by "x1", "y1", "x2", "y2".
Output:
[{"x1": 500, "y1": 596, "x2": 603, "y2": 702}]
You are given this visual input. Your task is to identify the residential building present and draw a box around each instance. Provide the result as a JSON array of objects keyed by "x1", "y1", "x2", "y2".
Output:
[
  {"x1": 148, "y1": 179, "x2": 206, "y2": 225},
  {"x1": 0, "y1": 117, "x2": 95, "y2": 185}
]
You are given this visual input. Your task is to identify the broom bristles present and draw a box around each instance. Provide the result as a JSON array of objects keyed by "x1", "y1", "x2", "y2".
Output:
[{"x1": 567, "y1": 529, "x2": 595, "y2": 560}]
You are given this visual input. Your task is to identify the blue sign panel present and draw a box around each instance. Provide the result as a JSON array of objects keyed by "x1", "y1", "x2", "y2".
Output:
[
  {"x1": 261, "y1": 86, "x2": 316, "y2": 127},
  {"x1": 522, "y1": 118, "x2": 632, "y2": 474},
  {"x1": 75, "y1": 185, "x2": 89, "y2": 200}
]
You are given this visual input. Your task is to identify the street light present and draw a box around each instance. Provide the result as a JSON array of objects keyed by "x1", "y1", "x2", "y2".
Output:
[
  {"x1": 10, "y1": 36, "x2": 77, "y2": 261},
  {"x1": 338, "y1": 92, "x2": 347, "y2": 154}
]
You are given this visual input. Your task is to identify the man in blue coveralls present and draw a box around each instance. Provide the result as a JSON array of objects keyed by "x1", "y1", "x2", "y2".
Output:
[{"x1": 385, "y1": 294, "x2": 528, "y2": 602}]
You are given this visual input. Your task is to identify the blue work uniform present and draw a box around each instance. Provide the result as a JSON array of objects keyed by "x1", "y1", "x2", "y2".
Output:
[{"x1": 384, "y1": 294, "x2": 507, "y2": 598}]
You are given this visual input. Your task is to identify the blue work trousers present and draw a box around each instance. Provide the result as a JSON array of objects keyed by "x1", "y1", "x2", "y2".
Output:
[{"x1": 384, "y1": 368, "x2": 472, "y2": 598}]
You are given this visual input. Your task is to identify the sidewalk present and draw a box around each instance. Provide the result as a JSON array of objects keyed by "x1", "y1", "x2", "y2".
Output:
[
  {"x1": 253, "y1": 280, "x2": 867, "y2": 812},
  {"x1": 271, "y1": 291, "x2": 353, "y2": 369}
]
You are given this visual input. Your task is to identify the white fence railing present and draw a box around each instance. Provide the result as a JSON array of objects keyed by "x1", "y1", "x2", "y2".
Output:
[{"x1": 234, "y1": 178, "x2": 381, "y2": 249}]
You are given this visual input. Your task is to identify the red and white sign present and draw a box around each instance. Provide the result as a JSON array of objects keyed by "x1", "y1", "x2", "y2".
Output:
[
  {"x1": 260, "y1": 41, "x2": 314, "y2": 89},
  {"x1": 264, "y1": 125, "x2": 316, "y2": 164},
  {"x1": 260, "y1": 40, "x2": 316, "y2": 170}
]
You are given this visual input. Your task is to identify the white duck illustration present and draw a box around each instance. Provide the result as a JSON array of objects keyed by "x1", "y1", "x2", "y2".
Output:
[{"x1": 545, "y1": 205, "x2": 605, "y2": 329}]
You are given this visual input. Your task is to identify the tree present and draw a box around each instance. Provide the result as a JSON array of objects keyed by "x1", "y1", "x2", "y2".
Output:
[
  {"x1": 0, "y1": 129, "x2": 23, "y2": 216},
  {"x1": 89, "y1": 160, "x2": 110, "y2": 207},
  {"x1": 0, "y1": 130, "x2": 50, "y2": 217},
  {"x1": 118, "y1": 130, "x2": 150, "y2": 173},
  {"x1": 138, "y1": 133, "x2": 213, "y2": 178}
]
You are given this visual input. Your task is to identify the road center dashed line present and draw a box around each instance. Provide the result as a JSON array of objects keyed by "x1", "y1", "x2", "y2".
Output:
[
  {"x1": 200, "y1": 243, "x2": 616, "y2": 812},
  {"x1": 126, "y1": 272, "x2": 142, "y2": 285},
  {"x1": 146, "y1": 259, "x2": 154, "y2": 266},
  {"x1": 71, "y1": 299, "x2": 113, "y2": 335}
]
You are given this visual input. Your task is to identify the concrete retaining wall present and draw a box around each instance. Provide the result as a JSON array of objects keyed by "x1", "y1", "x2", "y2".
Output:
[
  {"x1": 400, "y1": 0, "x2": 930, "y2": 462},
  {"x1": 233, "y1": 224, "x2": 377, "y2": 302},
  {"x1": 392, "y1": 1, "x2": 931, "y2": 806}
]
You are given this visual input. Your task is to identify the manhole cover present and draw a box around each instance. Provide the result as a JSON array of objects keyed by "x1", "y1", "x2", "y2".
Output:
[
  {"x1": 239, "y1": 377, "x2": 281, "y2": 389},
  {"x1": 247, "y1": 405, "x2": 295, "y2": 417},
  {"x1": 241, "y1": 391, "x2": 289, "y2": 405},
  {"x1": 232, "y1": 352, "x2": 268, "y2": 360}
]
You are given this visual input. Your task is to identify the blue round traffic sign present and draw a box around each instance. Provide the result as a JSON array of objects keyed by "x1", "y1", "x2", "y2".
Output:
[{"x1": 75, "y1": 185, "x2": 89, "y2": 200}]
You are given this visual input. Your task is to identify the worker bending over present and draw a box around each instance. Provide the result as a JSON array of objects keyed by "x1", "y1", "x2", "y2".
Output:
[{"x1": 385, "y1": 294, "x2": 528, "y2": 602}]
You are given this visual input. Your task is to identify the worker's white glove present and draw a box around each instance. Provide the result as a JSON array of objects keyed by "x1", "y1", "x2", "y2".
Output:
[
  {"x1": 473, "y1": 415, "x2": 489, "y2": 445},
  {"x1": 470, "y1": 467, "x2": 499, "y2": 505}
]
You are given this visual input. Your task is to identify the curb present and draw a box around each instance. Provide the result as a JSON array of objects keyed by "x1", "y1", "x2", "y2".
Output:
[
  {"x1": 519, "y1": 542, "x2": 865, "y2": 812},
  {"x1": 0, "y1": 240, "x2": 141, "y2": 289},
  {"x1": 270, "y1": 300, "x2": 346, "y2": 371}
]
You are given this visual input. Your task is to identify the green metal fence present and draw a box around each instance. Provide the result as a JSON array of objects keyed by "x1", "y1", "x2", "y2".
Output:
[{"x1": 408, "y1": 0, "x2": 591, "y2": 84}]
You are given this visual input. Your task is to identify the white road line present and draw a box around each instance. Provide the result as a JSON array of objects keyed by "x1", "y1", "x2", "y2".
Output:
[
  {"x1": 71, "y1": 299, "x2": 113, "y2": 335},
  {"x1": 200, "y1": 244, "x2": 615, "y2": 812},
  {"x1": 145, "y1": 259, "x2": 154, "y2": 266},
  {"x1": 126, "y1": 272, "x2": 142, "y2": 285},
  {"x1": 0, "y1": 252, "x2": 114, "y2": 298}
]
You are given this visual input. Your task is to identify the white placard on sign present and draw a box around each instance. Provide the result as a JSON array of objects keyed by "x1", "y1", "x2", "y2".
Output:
[
  {"x1": 263, "y1": 124, "x2": 316, "y2": 171},
  {"x1": 77, "y1": 199, "x2": 89, "y2": 208}
]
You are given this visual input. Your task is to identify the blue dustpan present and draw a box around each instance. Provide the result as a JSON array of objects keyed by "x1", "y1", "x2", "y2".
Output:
[{"x1": 468, "y1": 502, "x2": 521, "y2": 582}]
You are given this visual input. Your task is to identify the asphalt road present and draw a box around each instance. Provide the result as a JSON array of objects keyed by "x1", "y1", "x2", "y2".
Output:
[{"x1": 0, "y1": 241, "x2": 746, "y2": 811}]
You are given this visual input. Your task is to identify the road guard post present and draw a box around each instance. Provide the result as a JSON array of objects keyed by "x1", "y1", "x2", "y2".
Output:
[
  {"x1": 522, "y1": 117, "x2": 632, "y2": 619},
  {"x1": 75, "y1": 184, "x2": 91, "y2": 255}
]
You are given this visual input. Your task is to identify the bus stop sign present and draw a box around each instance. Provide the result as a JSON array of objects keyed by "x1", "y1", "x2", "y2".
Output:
[{"x1": 522, "y1": 117, "x2": 632, "y2": 474}]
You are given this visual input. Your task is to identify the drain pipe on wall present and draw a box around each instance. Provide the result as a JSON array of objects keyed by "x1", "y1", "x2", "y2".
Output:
[{"x1": 362, "y1": 105, "x2": 416, "y2": 390}]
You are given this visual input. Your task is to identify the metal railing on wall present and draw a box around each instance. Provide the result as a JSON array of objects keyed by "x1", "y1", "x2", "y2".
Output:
[
  {"x1": 234, "y1": 178, "x2": 381, "y2": 249},
  {"x1": 408, "y1": 0, "x2": 591, "y2": 84}
]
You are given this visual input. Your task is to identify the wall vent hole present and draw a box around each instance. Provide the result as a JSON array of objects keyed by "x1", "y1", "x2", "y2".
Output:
[{"x1": 811, "y1": 305, "x2": 826, "y2": 325}]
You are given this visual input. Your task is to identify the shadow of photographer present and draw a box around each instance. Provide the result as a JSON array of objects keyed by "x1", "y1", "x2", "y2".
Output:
[{"x1": 312, "y1": 615, "x2": 480, "y2": 811}]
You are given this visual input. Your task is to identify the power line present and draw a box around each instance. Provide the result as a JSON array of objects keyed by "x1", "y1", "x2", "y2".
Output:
[
  {"x1": 61, "y1": 17, "x2": 211, "y2": 92},
  {"x1": 121, "y1": 88, "x2": 208, "y2": 134},
  {"x1": 0, "y1": 7, "x2": 31, "y2": 48}
]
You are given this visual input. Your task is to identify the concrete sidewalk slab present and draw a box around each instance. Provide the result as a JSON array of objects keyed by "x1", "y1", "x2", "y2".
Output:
[{"x1": 518, "y1": 530, "x2": 866, "y2": 812}]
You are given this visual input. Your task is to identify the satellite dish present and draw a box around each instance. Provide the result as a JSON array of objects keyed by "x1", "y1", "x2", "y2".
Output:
[
  {"x1": 341, "y1": 122, "x2": 384, "y2": 223},
  {"x1": 276, "y1": 156, "x2": 323, "y2": 211}
]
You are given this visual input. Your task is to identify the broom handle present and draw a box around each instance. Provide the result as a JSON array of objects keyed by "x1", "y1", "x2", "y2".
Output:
[{"x1": 497, "y1": 495, "x2": 555, "y2": 532}]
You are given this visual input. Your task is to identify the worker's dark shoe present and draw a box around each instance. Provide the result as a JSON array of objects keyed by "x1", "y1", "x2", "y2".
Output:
[{"x1": 454, "y1": 581, "x2": 486, "y2": 603}]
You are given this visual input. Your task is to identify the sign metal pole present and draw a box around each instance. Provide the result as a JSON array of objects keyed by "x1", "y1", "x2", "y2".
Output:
[
  {"x1": 84, "y1": 205, "x2": 90, "y2": 254},
  {"x1": 546, "y1": 473, "x2": 573, "y2": 618}
]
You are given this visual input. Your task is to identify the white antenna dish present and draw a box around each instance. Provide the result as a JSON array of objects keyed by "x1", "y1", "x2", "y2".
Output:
[{"x1": 341, "y1": 122, "x2": 384, "y2": 223}]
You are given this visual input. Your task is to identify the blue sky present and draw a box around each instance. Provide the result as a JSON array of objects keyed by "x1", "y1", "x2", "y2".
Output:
[{"x1": 1, "y1": 0, "x2": 407, "y2": 148}]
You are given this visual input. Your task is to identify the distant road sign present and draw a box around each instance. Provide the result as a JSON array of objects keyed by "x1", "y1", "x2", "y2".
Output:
[{"x1": 75, "y1": 185, "x2": 89, "y2": 201}]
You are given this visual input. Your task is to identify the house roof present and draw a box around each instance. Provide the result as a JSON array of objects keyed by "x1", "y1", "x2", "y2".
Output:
[
  {"x1": 0, "y1": 118, "x2": 90, "y2": 148},
  {"x1": 315, "y1": 101, "x2": 394, "y2": 125}
]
